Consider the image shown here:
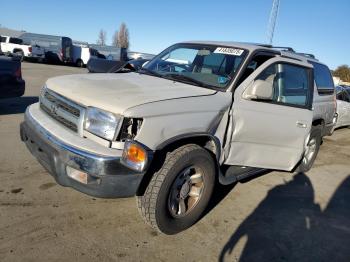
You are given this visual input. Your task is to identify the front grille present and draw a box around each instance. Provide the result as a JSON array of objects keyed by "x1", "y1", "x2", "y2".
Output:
[
  {"x1": 40, "y1": 103, "x2": 78, "y2": 131},
  {"x1": 44, "y1": 92, "x2": 80, "y2": 117},
  {"x1": 40, "y1": 89, "x2": 84, "y2": 133}
]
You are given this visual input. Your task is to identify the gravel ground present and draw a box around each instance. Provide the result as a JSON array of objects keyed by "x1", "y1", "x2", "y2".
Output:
[{"x1": 0, "y1": 62, "x2": 349, "y2": 262}]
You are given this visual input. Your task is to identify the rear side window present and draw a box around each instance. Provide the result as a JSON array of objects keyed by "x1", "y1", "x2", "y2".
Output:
[
  {"x1": 310, "y1": 62, "x2": 334, "y2": 94},
  {"x1": 0, "y1": 36, "x2": 6, "y2": 42},
  {"x1": 9, "y1": 37, "x2": 23, "y2": 44}
]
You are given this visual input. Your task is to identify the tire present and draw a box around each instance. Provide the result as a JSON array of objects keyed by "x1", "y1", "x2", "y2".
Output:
[
  {"x1": 15, "y1": 51, "x2": 24, "y2": 62},
  {"x1": 296, "y1": 126, "x2": 322, "y2": 173},
  {"x1": 137, "y1": 144, "x2": 216, "y2": 234},
  {"x1": 76, "y1": 59, "x2": 84, "y2": 68}
]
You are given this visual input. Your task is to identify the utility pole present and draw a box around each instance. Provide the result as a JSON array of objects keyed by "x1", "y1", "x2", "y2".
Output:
[{"x1": 267, "y1": 0, "x2": 280, "y2": 45}]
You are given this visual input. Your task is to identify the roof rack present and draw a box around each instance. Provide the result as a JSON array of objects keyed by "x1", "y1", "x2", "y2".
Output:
[
  {"x1": 255, "y1": 44, "x2": 316, "y2": 59},
  {"x1": 270, "y1": 46, "x2": 296, "y2": 52},
  {"x1": 295, "y1": 53, "x2": 315, "y2": 59}
]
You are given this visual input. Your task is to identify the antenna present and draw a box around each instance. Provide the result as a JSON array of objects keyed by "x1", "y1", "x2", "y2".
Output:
[{"x1": 267, "y1": 0, "x2": 280, "y2": 45}]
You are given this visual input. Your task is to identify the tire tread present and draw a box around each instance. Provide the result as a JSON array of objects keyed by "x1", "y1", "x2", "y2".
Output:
[{"x1": 137, "y1": 144, "x2": 202, "y2": 231}]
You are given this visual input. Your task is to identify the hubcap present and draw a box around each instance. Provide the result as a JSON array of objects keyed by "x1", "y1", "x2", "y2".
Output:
[
  {"x1": 168, "y1": 166, "x2": 204, "y2": 218},
  {"x1": 303, "y1": 137, "x2": 317, "y2": 165}
]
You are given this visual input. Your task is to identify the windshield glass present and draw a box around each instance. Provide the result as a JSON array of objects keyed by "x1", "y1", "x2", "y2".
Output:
[{"x1": 143, "y1": 43, "x2": 246, "y2": 89}]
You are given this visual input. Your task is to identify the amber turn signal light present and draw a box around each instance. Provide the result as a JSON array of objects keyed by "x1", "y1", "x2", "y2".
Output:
[{"x1": 122, "y1": 141, "x2": 148, "y2": 171}]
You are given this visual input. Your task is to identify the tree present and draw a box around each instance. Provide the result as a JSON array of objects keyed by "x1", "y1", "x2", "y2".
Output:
[
  {"x1": 97, "y1": 29, "x2": 107, "y2": 46},
  {"x1": 112, "y1": 31, "x2": 118, "y2": 46},
  {"x1": 333, "y1": 65, "x2": 350, "y2": 82},
  {"x1": 115, "y1": 22, "x2": 129, "y2": 49}
]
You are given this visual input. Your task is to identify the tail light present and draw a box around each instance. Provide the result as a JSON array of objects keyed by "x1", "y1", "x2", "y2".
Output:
[
  {"x1": 14, "y1": 67, "x2": 22, "y2": 79},
  {"x1": 59, "y1": 49, "x2": 63, "y2": 58},
  {"x1": 333, "y1": 93, "x2": 337, "y2": 111},
  {"x1": 28, "y1": 46, "x2": 32, "y2": 53}
]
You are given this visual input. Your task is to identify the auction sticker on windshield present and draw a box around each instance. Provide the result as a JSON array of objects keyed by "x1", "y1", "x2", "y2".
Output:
[{"x1": 214, "y1": 47, "x2": 244, "y2": 56}]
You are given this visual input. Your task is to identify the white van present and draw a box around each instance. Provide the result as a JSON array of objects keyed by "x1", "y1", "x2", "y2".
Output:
[{"x1": 72, "y1": 44, "x2": 97, "y2": 67}]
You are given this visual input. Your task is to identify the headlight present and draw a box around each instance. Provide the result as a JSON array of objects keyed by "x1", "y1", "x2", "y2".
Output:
[{"x1": 84, "y1": 107, "x2": 121, "y2": 140}]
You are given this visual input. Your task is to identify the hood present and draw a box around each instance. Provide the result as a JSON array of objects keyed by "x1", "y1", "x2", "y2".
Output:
[{"x1": 46, "y1": 73, "x2": 216, "y2": 114}]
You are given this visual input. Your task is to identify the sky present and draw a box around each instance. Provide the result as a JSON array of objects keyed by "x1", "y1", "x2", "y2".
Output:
[{"x1": 1, "y1": 0, "x2": 349, "y2": 69}]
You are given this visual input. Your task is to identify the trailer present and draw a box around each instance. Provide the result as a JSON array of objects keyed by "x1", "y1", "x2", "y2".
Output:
[{"x1": 20, "y1": 33, "x2": 73, "y2": 63}]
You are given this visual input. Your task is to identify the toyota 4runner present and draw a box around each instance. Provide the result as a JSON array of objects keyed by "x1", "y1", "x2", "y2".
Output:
[{"x1": 20, "y1": 41, "x2": 336, "y2": 234}]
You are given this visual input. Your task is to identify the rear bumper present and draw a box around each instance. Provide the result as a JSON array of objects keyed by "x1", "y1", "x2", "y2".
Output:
[
  {"x1": 326, "y1": 113, "x2": 338, "y2": 136},
  {"x1": 0, "y1": 80, "x2": 25, "y2": 98},
  {"x1": 20, "y1": 107, "x2": 145, "y2": 198},
  {"x1": 27, "y1": 53, "x2": 44, "y2": 59}
]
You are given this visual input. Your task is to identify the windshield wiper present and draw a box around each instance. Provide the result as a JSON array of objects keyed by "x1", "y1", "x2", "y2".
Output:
[{"x1": 163, "y1": 73, "x2": 208, "y2": 88}]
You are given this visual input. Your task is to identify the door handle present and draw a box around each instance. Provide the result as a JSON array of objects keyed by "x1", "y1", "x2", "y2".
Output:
[{"x1": 296, "y1": 121, "x2": 307, "y2": 128}]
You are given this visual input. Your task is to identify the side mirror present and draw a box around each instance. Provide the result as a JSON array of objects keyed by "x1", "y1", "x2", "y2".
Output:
[
  {"x1": 142, "y1": 61, "x2": 149, "y2": 68},
  {"x1": 243, "y1": 80, "x2": 273, "y2": 100}
]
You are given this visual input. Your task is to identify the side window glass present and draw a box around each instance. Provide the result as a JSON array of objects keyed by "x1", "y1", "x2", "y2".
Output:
[
  {"x1": 337, "y1": 91, "x2": 345, "y2": 101},
  {"x1": 310, "y1": 62, "x2": 334, "y2": 93},
  {"x1": 256, "y1": 63, "x2": 310, "y2": 107}
]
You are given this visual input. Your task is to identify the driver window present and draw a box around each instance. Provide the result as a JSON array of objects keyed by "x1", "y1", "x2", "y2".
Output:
[{"x1": 256, "y1": 63, "x2": 310, "y2": 107}]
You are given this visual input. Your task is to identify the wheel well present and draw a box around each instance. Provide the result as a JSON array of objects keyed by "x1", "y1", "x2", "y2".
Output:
[
  {"x1": 158, "y1": 136, "x2": 220, "y2": 159},
  {"x1": 312, "y1": 119, "x2": 324, "y2": 127},
  {"x1": 13, "y1": 48, "x2": 23, "y2": 53},
  {"x1": 136, "y1": 135, "x2": 220, "y2": 196}
]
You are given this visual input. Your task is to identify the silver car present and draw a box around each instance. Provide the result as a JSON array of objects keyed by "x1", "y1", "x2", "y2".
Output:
[{"x1": 335, "y1": 86, "x2": 350, "y2": 128}]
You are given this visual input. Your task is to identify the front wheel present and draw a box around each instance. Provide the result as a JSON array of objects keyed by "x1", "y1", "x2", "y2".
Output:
[
  {"x1": 137, "y1": 144, "x2": 216, "y2": 234},
  {"x1": 76, "y1": 59, "x2": 84, "y2": 68},
  {"x1": 296, "y1": 126, "x2": 322, "y2": 173},
  {"x1": 15, "y1": 51, "x2": 24, "y2": 62}
]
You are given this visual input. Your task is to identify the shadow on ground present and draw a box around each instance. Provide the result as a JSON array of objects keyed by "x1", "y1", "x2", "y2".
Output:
[
  {"x1": 203, "y1": 170, "x2": 272, "y2": 218},
  {"x1": 0, "y1": 96, "x2": 38, "y2": 115},
  {"x1": 219, "y1": 172, "x2": 350, "y2": 262}
]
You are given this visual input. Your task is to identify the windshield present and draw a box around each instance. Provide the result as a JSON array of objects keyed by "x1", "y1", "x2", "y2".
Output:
[{"x1": 142, "y1": 43, "x2": 246, "y2": 90}]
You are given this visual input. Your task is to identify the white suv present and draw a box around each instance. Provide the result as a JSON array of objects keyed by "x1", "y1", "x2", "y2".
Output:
[{"x1": 21, "y1": 41, "x2": 336, "y2": 234}]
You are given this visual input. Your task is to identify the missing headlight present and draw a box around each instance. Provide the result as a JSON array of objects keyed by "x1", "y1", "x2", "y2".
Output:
[{"x1": 118, "y1": 118, "x2": 143, "y2": 141}]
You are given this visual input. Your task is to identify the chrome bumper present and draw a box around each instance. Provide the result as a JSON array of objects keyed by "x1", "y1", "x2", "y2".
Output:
[{"x1": 20, "y1": 107, "x2": 145, "y2": 198}]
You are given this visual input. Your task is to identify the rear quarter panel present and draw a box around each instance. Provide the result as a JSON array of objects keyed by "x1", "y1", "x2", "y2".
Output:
[{"x1": 312, "y1": 86, "x2": 335, "y2": 126}]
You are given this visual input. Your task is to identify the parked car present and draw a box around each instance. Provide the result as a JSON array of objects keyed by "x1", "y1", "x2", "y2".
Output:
[
  {"x1": 87, "y1": 57, "x2": 150, "y2": 73},
  {"x1": 0, "y1": 35, "x2": 45, "y2": 62},
  {"x1": 127, "y1": 52, "x2": 155, "y2": 60},
  {"x1": 20, "y1": 33, "x2": 73, "y2": 63},
  {"x1": 72, "y1": 44, "x2": 98, "y2": 67},
  {"x1": 89, "y1": 44, "x2": 121, "y2": 61},
  {"x1": 0, "y1": 56, "x2": 25, "y2": 98},
  {"x1": 334, "y1": 86, "x2": 350, "y2": 129},
  {"x1": 87, "y1": 57, "x2": 123, "y2": 73},
  {"x1": 109, "y1": 59, "x2": 150, "y2": 72},
  {"x1": 20, "y1": 41, "x2": 336, "y2": 234}
]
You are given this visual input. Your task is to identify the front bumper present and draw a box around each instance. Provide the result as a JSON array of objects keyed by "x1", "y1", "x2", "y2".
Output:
[{"x1": 20, "y1": 106, "x2": 145, "y2": 198}]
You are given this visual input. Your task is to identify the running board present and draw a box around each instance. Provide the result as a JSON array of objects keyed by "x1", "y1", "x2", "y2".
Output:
[{"x1": 219, "y1": 165, "x2": 267, "y2": 185}]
